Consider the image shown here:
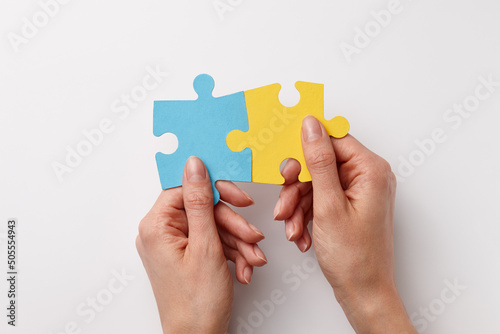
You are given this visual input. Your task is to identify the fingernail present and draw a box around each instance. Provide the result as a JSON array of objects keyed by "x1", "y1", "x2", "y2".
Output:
[
  {"x1": 297, "y1": 238, "x2": 308, "y2": 253},
  {"x1": 285, "y1": 220, "x2": 294, "y2": 241},
  {"x1": 249, "y1": 224, "x2": 265, "y2": 238},
  {"x1": 302, "y1": 116, "x2": 322, "y2": 142},
  {"x1": 273, "y1": 199, "x2": 281, "y2": 220},
  {"x1": 244, "y1": 266, "x2": 252, "y2": 284},
  {"x1": 186, "y1": 156, "x2": 206, "y2": 182},
  {"x1": 280, "y1": 159, "x2": 289, "y2": 173},
  {"x1": 253, "y1": 244, "x2": 267, "y2": 263},
  {"x1": 243, "y1": 190, "x2": 255, "y2": 205}
]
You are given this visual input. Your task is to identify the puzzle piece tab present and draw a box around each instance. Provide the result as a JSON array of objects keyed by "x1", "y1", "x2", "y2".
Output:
[
  {"x1": 154, "y1": 74, "x2": 252, "y2": 203},
  {"x1": 226, "y1": 81, "x2": 349, "y2": 185}
]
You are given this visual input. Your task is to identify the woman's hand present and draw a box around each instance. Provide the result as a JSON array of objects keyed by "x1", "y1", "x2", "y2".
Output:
[
  {"x1": 136, "y1": 156, "x2": 266, "y2": 333},
  {"x1": 275, "y1": 116, "x2": 416, "y2": 333}
]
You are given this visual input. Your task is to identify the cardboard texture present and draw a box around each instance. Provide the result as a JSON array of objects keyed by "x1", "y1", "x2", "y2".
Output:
[{"x1": 154, "y1": 74, "x2": 349, "y2": 203}]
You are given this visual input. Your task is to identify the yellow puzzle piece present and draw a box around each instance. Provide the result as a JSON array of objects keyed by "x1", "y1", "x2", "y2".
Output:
[{"x1": 226, "y1": 81, "x2": 349, "y2": 184}]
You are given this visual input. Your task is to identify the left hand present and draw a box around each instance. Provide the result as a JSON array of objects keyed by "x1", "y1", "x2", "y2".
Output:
[{"x1": 136, "y1": 156, "x2": 266, "y2": 333}]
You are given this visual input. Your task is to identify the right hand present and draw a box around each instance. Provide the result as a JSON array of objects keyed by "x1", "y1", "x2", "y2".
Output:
[{"x1": 274, "y1": 116, "x2": 416, "y2": 333}]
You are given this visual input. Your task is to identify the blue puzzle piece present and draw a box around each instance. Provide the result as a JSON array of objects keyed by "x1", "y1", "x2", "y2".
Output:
[{"x1": 154, "y1": 74, "x2": 252, "y2": 204}]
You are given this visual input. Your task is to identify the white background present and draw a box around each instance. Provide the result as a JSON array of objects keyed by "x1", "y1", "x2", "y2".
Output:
[{"x1": 1, "y1": 0, "x2": 500, "y2": 333}]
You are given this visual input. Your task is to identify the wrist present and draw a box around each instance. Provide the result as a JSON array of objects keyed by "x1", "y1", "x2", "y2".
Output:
[
  {"x1": 334, "y1": 283, "x2": 416, "y2": 333},
  {"x1": 163, "y1": 316, "x2": 228, "y2": 334},
  {"x1": 164, "y1": 324, "x2": 225, "y2": 334}
]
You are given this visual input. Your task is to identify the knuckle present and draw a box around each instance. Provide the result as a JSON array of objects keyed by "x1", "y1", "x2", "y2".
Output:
[
  {"x1": 138, "y1": 217, "x2": 150, "y2": 240},
  {"x1": 377, "y1": 159, "x2": 393, "y2": 174},
  {"x1": 367, "y1": 157, "x2": 396, "y2": 189},
  {"x1": 185, "y1": 191, "x2": 212, "y2": 209},
  {"x1": 307, "y1": 149, "x2": 336, "y2": 171},
  {"x1": 138, "y1": 215, "x2": 163, "y2": 244},
  {"x1": 388, "y1": 170, "x2": 397, "y2": 190},
  {"x1": 135, "y1": 235, "x2": 143, "y2": 254}
]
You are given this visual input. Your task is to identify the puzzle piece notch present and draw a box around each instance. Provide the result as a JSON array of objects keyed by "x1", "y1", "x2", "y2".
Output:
[
  {"x1": 227, "y1": 81, "x2": 349, "y2": 185},
  {"x1": 154, "y1": 74, "x2": 252, "y2": 204}
]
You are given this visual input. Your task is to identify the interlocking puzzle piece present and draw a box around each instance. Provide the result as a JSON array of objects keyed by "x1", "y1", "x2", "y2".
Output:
[
  {"x1": 226, "y1": 81, "x2": 349, "y2": 185},
  {"x1": 154, "y1": 74, "x2": 252, "y2": 203}
]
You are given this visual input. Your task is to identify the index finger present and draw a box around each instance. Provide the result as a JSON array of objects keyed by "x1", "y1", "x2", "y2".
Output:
[
  {"x1": 281, "y1": 159, "x2": 301, "y2": 185},
  {"x1": 330, "y1": 134, "x2": 377, "y2": 164},
  {"x1": 149, "y1": 187, "x2": 185, "y2": 215}
]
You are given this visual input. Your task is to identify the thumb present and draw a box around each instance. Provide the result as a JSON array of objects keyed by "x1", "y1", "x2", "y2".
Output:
[
  {"x1": 301, "y1": 116, "x2": 347, "y2": 210},
  {"x1": 182, "y1": 156, "x2": 220, "y2": 250}
]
